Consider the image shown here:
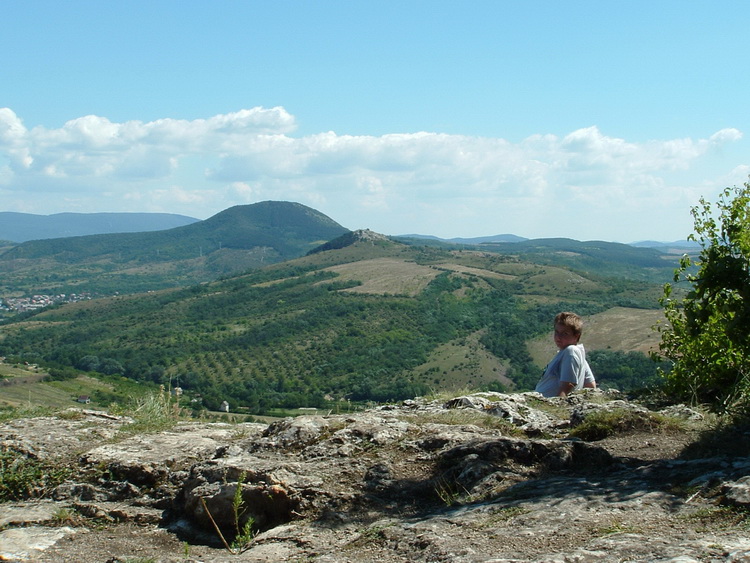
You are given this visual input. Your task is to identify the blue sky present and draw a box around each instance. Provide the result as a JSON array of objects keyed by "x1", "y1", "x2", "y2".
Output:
[{"x1": 1, "y1": 1, "x2": 748, "y2": 242}]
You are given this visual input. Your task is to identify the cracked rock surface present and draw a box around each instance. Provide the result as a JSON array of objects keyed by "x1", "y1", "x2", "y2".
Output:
[{"x1": 2, "y1": 392, "x2": 750, "y2": 562}]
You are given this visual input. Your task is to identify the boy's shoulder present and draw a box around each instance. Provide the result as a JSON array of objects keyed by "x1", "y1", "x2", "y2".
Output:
[{"x1": 561, "y1": 344, "x2": 586, "y2": 359}]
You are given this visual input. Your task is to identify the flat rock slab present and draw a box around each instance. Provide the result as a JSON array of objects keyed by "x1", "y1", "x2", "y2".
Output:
[
  {"x1": 0, "y1": 502, "x2": 60, "y2": 528},
  {"x1": 81, "y1": 421, "x2": 265, "y2": 469},
  {"x1": 0, "y1": 526, "x2": 80, "y2": 561},
  {"x1": 0, "y1": 411, "x2": 127, "y2": 460}
]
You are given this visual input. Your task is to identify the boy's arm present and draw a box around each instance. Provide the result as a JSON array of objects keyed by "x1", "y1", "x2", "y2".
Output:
[
  {"x1": 557, "y1": 380, "x2": 576, "y2": 397},
  {"x1": 583, "y1": 359, "x2": 596, "y2": 389},
  {"x1": 557, "y1": 347, "x2": 582, "y2": 396}
]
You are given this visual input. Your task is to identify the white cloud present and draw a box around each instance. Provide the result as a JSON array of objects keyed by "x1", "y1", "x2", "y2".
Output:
[{"x1": 0, "y1": 107, "x2": 746, "y2": 241}]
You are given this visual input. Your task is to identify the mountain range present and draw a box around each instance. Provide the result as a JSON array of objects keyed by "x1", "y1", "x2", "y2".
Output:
[
  {"x1": 1, "y1": 208, "x2": 697, "y2": 251},
  {"x1": 0, "y1": 211, "x2": 199, "y2": 243},
  {"x1": 0, "y1": 201, "x2": 693, "y2": 302}
]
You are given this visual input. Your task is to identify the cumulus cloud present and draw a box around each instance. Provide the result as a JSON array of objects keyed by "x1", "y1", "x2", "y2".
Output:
[{"x1": 0, "y1": 106, "x2": 746, "y2": 240}]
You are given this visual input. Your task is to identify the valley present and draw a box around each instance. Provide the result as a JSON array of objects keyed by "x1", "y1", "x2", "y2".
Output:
[{"x1": 0, "y1": 202, "x2": 683, "y2": 416}]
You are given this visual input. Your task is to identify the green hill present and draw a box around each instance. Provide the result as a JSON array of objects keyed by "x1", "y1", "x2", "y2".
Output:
[
  {"x1": 0, "y1": 201, "x2": 350, "y2": 295},
  {"x1": 0, "y1": 233, "x2": 671, "y2": 413}
]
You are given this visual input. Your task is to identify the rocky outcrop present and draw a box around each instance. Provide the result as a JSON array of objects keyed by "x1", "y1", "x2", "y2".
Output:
[{"x1": 2, "y1": 392, "x2": 750, "y2": 562}]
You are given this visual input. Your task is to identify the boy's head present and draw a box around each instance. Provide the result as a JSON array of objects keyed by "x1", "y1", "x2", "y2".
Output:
[{"x1": 553, "y1": 311, "x2": 583, "y2": 349}]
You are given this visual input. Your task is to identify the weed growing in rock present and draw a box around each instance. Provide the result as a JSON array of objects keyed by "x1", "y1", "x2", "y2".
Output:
[
  {"x1": 345, "y1": 523, "x2": 393, "y2": 549},
  {"x1": 230, "y1": 472, "x2": 255, "y2": 553},
  {"x1": 0, "y1": 404, "x2": 55, "y2": 423},
  {"x1": 434, "y1": 476, "x2": 469, "y2": 506},
  {"x1": 524, "y1": 396, "x2": 570, "y2": 419},
  {"x1": 0, "y1": 446, "x2": 73, "y2": 501},
  {"x1": 201, "y1": 471, "x2": 255, "y2": 554},
  {"x1": 484, "y1": 505, "x2": 529, "y2": 525},
  {"x1": 51, "y1": 507, "x2": 85, "y2": 526},
  {"x1": 56, "y1": 409, "x2": 86, "y2": 421},
  {"x1": 685, "y1": 506, "x2": 750, "y2": 531},
  {"x1": 594, "y1": 518, "x2": 641, "y2": 536}
]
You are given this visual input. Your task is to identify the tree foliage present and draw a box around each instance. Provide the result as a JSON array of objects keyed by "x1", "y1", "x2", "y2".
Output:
[{"x1": 657, "y1": 182, "x2": 750, "y2": 412}]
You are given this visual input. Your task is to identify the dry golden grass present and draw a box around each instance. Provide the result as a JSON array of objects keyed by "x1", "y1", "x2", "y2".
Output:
[
  {"x1": 583, "y1": 307, "x2": 665, "y2": 354},
  {"x1": 438, "y1": 263, "x2": 516, "y2": 281},
  {"x1": 323, "y1": 258, "x2": 441, "y2": 296}
]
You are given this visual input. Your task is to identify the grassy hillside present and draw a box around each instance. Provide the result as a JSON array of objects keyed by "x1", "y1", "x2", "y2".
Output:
[
  {"x1": 399, "y1": 236, "x2": 678, "y2": 284},
  {"x1": 0, "y1": 362, "x2": 155, "y2": 411},
  {"x1": 0, "y1": 236, "x2": 670, "y2": 413}
]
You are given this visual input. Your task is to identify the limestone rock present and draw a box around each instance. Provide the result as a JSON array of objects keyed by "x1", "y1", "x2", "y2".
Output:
[{"x1": 3, "y1": 392, "x2": 750, "y2": 562}]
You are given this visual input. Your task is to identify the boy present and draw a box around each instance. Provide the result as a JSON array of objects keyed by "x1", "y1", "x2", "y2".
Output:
[{"x1": 535, "y1": 312, "x2": 596, "y2": 398}]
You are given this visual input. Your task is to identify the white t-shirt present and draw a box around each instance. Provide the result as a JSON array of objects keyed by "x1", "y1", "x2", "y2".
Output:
[{"x1": 535, "y1": 344, "x2": 595, "y2": 398}]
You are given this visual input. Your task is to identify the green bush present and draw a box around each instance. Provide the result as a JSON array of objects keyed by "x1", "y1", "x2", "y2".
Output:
[{"x1": 656, "y1": 183, "x2": 750, "y2": 413}]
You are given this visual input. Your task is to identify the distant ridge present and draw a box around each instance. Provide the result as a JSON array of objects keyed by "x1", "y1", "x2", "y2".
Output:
[
  {"x1": 0, "y1": 211, "x2": 199, "y2": 243},
  {"x1": 630, "y1": 240, "x2": 700, "y2": 250},
  {"x1": 400, "y1": 233, "x2": 527, "y2": 244}
]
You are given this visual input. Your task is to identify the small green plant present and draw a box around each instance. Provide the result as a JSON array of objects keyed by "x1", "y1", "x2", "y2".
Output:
[
  {"x1": 230, "y1": 473, "x2": 255, "y2": 552},
  {"x1": 51, "y1": 507, "x2": 85, "y2": 526},
  {"x1": 685, "y1": 506, "x2": 750, "y2": 531},
  {"x1": 0, "y1": 446, "x2": 73, "y2": 502},
  {"x1": 56, "y1": 409, "x2": 86, "y2": 421},
  {"x1": 434, "y1": 477, "x2": 469, "y2": 507},
  {"x1": 595, "y1": 518, "x2": 641, "y2": 536},
  {"x1": 344, "y1": 523, "x2": 393, "y2": 549},
  {"x1": 201, "y1": 471, "x2": 255, "y2": 554},
  {"x1": 473, "y1": 505, "x2": 530, "y2": 528},
  {"x1": 524, "y1": 396, "x2": 570, "y2": 419},
  {"x1": 0, "y1": 404, "x2": 54, "y2": 424}
]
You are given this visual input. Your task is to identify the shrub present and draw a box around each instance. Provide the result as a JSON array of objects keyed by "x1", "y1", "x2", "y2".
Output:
[{"x1": 656, "y1": 183, "x2": 750, "y2": 413}]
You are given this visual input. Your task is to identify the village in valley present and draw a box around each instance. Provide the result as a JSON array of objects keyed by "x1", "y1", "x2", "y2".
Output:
[{"x1": 0, "y1": 292, "x2": 94, "y2": 314}]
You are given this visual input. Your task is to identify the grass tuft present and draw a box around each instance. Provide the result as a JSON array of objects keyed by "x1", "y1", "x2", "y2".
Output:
[
  {"x1": 111, "y1": 390, "x2": 185, "y2": 435},
  {"x1": 569, "y1": 409, "x2": 688, "y2": 441}
]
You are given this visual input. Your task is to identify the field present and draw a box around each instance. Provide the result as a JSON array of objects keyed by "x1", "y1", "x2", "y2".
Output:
[
  {"x1": 323, "y1": 258, "x2": 442, "y2": 296},
  {"x1": 0, "y1": 363, "x2": 146, "y2": 410}
]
